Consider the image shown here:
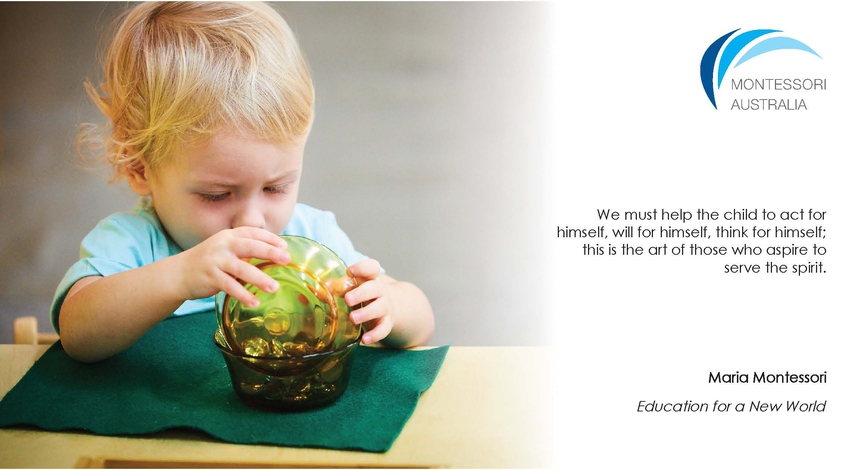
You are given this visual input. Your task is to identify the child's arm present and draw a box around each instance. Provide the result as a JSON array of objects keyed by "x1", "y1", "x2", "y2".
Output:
[
  {"x1": 344, "y1": 259, "x2": 435, "y2": 348},
  {"x1": 59, "y1": 227, "x2": 290, "y2": 362}
]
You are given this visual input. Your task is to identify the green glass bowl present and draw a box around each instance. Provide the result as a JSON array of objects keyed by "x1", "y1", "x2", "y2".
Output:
[
  {"x1": 215, "y1": 235, "x2": 361, "y2": 359},
  {"x1": 214, "y1": 328, "x2": 359, "y2": 411}
]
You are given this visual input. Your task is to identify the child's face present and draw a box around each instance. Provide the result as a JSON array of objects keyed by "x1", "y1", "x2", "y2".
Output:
[{"x1": 141, "y1": 132, "x2": 304, "y2": 250}]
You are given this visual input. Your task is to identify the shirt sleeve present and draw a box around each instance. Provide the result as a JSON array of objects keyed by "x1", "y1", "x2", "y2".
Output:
[{"x1": 48, "y1": 210, "x2": 197, "y2": 333}]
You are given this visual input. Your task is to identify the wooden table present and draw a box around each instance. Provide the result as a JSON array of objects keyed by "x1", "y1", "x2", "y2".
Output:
[{"x1": 0, "y1": 345, "x2": 552, "y2": 468}]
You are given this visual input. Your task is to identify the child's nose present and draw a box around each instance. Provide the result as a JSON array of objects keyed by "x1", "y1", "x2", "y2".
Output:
[{"x1": 232, "y1": 200, "x2": 265, "y2": 229}]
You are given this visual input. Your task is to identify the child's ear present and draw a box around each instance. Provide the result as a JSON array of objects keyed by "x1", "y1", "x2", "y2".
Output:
[{"x1": 125, "y1": 161, "x2": 152, "y2": 196}]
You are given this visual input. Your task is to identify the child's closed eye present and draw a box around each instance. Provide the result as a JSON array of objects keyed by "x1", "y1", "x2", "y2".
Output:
[
  {"x1": 264, "y1": 184, "x2": 290, "y2": 195},
  {"x1": 199, "y1": 192, "x2": 230, "y2": 202}
]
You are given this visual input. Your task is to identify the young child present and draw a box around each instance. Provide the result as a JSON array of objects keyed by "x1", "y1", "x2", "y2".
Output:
[{"x1": 51, "y1": 2, "x2": 434, "y2": 363}]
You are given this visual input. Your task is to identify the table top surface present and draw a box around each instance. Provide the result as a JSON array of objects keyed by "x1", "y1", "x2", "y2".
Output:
[{"x1": 0, "y1": 344, "x2": 552, "y2": 468}]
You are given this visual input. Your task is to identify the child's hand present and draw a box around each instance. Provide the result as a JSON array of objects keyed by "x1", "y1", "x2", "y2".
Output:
[
  {"x1": 177, "y1": 227, "x2": 290, "y2": 307},
  {"x1": 344, "y1": 259, "x2": 393, "y2": 345}
]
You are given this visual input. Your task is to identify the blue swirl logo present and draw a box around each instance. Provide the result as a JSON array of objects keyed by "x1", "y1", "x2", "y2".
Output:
[{"x1": 700, "y1": 29, "x2": 821, "y2": 109}]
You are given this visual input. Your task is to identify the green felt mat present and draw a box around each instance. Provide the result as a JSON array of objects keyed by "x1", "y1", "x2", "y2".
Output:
[{"x1": 0, "y1": 313, "x2": 448, "y2": 453}]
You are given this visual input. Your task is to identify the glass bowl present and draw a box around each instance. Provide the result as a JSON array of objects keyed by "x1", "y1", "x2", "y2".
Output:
[
  {"x1": 214, "y1": 329, "x2": 359, "y2": 411},
  {"x1": 215, "y1": 235, "x2": 361, "y2": 359}
]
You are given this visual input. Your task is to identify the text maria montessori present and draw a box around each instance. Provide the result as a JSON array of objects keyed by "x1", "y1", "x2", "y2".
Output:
[{"x1": 709, "y1": 371, "x2": 827, "y2": 384}]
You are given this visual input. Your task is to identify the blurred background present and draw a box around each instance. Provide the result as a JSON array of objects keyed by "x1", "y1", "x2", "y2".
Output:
[{"x1": 0, "y1": 2, "x2": 548, "y2": 346}]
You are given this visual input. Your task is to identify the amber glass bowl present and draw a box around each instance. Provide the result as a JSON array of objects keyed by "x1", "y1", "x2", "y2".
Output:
[
  {"x1": 214, "y1": 329, "x2": 359, "y2": 411},
  {"x1": 214, "y1": 235, "x2": 362, "y2": 410}
]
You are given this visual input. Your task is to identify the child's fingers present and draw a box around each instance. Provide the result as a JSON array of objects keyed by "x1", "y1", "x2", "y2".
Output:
[
  {"x1": 232, "y1": 226, "x2": 289, "y2": 251},
  {"x1": 348, "y1": 259, "x2": 381, "y2": 280},
  {"x1": 219, "y1": 271, "x2": 262, "y2": 308},
  {"x1": 231, "y1": 237, "x2": 290, "y2": 265},
  {"x1": 361, "y1": 315, "x2": 392, "y2": 345},
  {"x1": 344, "y1": 279, "x2": 384, "y2": 307},
  {"x1": 349, "y1": 296, "x2": 388, "y2": 325},
  {"x1": 225, "y1": 258, "x2": 280, "y2": 295}
]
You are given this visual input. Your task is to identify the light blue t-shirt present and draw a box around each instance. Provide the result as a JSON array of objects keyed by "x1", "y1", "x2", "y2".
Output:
[{"x1": 50, "y1": 199, "x2": 370, "y2": 333}]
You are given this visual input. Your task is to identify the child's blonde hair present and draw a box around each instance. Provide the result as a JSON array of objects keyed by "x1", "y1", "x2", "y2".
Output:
[{"x1": 82, "y1": 1, "x2": 314, "y2": 180}]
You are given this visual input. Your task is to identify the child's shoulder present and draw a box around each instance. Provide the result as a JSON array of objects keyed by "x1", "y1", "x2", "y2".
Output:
[
  {"x1": 90, "y1": 198, "x2": 163, "y2": 238},
  {"x1": 82, "y1": 198, "x2": 176, "y2": 258},
  {"x1": 285, "y1": 203, "x2": 340, "y2": 235},
  {"x1": 284, "y1": 203, "x2": 364, "y2": 264},
  {"x1": 285, "y1": 203, "x2": 352, "y2": 247}
]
